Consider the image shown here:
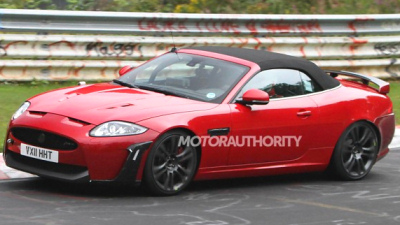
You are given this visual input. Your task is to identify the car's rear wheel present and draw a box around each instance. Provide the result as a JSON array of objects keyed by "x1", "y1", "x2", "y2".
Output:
[
  {"x1": 143, "y1": 130, "x2": 198, "y2": 195},
  {"x1": 330, "y1": 121, "x2": 379, "y2": 180}
]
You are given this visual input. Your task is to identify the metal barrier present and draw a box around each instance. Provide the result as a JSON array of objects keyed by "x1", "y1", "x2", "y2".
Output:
[
  {"x1": 0, "y1": 60, "x2": 140, "y2": 81},
  {"x1": 1, "y1": 58, "x2": 398, "y2": 81},
  {"x1": 1, "y1": 9, "x2": 400, "y2": 35},
  {"x1": 0, "y1": 9, "x2": 399, "y2": 81},
  {"x1": 1, "y1": 34, "x2": 400, "y2": 60}
]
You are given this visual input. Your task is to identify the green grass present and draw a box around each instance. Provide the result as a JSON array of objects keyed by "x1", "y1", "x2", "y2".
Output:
[
  {"x1": 388, "y1": 81, "x2": 400, "y2": 124},
  {"x1": 1, "y1": 81, "x2": 400, "y2": 152}
]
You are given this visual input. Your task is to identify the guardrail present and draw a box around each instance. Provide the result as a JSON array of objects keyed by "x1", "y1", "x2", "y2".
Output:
[
  {"x1": 2, "y1": 9, "x2": 400, "y2": 35},
  {"x1": 1, "y1": 34, "x2": 399, "y2": 60},
  {"x1": 1, "y1": 58, "x2": 397, "y2": 81},
  {"x1": 0, "y1": 9, "x2": 399, "y2": 81}
]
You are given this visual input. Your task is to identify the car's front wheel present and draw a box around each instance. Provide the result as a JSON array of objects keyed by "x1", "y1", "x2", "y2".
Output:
[
  {"x1": 329, "y1": 121, "x2": 379, "y2": 180},
  {"x1": 143, "y1": 130, "x2": 198, "y2": 195}
]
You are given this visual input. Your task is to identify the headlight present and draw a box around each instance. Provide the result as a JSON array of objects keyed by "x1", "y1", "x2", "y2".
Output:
[
  {"x1": 90, "y1": 121, "x2": 147, "y2": 137},
  {"x1": 12, "y1": 102, "x2": 30, "y2": 120}
]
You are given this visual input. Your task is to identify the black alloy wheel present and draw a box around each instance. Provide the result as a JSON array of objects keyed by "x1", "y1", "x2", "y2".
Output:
[
  {"x1": 330, "y1": 121, "x2": 379, "y2": 180},
  {"x1": 143, "y1": 130, "x2": 198, "y2": 195}
]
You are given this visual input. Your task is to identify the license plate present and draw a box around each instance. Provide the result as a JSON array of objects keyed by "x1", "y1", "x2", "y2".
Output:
[{"x1": 20, "y1": 143, "x2": 59, "y2": 163}]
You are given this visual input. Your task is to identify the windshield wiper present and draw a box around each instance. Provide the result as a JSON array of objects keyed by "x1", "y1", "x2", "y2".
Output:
[
  {"x1": 137, "y1": 85, "x2": 189, "y2": 98},
  {"x1": 112, "y1": 79, "x2": 139, "y2": 89}
]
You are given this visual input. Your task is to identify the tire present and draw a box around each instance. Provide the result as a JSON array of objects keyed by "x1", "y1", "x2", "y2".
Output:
[
  {"x1": 329, "y1": 121, "x2": 379, "y2": 180},
  {"x1": 143, "y1": 130, "x2": 198, "y2": 196}
]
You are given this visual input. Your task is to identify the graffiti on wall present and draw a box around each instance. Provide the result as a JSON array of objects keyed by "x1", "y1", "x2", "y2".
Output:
[
  {"x1": 374, "y1": 43, "x2": 400, "y2": 56},
  {"x1": 85, "y1": 42, "x2": 138, "y2": 57}
]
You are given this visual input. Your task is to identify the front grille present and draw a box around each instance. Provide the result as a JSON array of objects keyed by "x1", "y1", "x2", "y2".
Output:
[{"x1": 11, "y1": 127, "x2": 78, "y2": 150}]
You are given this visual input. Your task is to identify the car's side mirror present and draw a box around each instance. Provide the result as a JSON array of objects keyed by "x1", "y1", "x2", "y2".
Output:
[
  {"x1": 119, "y1": 65, "x2": 133, "y2": 76},
  {"x1": 236, "y1": 89, "x2": 270, "y2": 105}
]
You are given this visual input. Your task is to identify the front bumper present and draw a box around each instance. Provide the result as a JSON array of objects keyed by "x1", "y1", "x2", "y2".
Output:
[
  {"x1": 5, "y1": 150, "x2": 89, "y2": 181},
  {"x1": 4, "y1": 112, "x2": 158, "y2": 182},
  {"x1": 5, "y1": 141, "x2": 152, "y2": 183}
]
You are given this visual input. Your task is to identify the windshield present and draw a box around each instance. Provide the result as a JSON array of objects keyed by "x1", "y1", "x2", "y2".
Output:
[{"x1": 116, "y1": 52, "x2": 249, "y2": 103}]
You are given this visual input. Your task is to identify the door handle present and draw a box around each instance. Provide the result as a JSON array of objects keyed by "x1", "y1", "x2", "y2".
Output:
[{"x1": 297, "y1": 110, "x2": 312, "y2": 117}]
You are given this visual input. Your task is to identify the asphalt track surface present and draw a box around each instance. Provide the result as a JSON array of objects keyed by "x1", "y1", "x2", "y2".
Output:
[{"x1": 0, "y1": 132, "x2": 399, "y2": 225}]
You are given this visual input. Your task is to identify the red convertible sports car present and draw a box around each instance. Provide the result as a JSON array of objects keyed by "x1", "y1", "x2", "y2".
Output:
[{"x1": 3, "y1": 46, "x2": 395, "y2": 195}]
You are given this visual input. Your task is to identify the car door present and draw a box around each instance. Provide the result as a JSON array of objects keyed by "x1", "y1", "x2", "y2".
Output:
[{"x1": 228, "y1": 69, "x2": 321, "y2": 165}]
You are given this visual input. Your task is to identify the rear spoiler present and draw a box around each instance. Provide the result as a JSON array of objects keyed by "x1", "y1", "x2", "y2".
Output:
[{"x1": 325, "y1": 70, "x2": 390, "y2": 94}]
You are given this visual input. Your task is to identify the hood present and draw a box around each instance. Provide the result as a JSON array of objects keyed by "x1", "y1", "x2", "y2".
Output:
[{"x1": 27, "y1": 83, "x2": 218, "y2": 125}]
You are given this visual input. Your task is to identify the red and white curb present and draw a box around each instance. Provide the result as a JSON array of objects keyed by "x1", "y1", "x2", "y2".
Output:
[
  {"x1": 0, "y1": 154, "x2": 36, "y2": 180},
  {"x1": 1, "y1": 128, "x2": 400, "y2": 180},
  {"x1": 389, "y1": 127, "x2": 400, "y2": 150}
]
